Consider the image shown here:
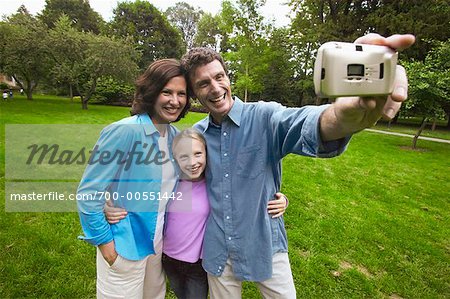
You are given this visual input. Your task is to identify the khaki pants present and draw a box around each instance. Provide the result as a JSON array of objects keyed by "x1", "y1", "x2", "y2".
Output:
[
  {"x1": 208, "y1": 252, "x2": 296, "y2": 299},
  {"x1": 96, "y1": 248, "x2": 165, "y2": 299}
]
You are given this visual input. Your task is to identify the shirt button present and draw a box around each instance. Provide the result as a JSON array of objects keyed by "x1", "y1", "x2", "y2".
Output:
[
  {"x1": 219, "y1": 266, "x2": 222, "y2": 269},
  {"x1": 224, "y1": 153, "x2": 228, "y2": 157},
  {"x1": 225, "y1": 195, "x2": 229, "y2": 198},
  {"x1": 228, "y1": 237, "x2": 232, "y2": 240},
  {"x1": 226, "y1": 216, "x2": 230, "y2": 219},
  {"x1": 223, "y1": 132, "x2": 227, "y2": 136},
  {"x1": 224, "y1": 173, "x2": 229, "y2": 178}
]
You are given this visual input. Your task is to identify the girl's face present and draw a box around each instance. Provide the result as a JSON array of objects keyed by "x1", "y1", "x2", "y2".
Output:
[
  {"x1": 173, "y1": 137, "x2": 206, "y2": 181},
  {"x1": 151, "y1": 76, "x2": 187, "y2": 124}
]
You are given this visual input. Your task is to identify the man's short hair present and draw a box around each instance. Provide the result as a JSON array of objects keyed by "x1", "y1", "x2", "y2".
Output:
[{"x1": 180, "y1": 47, "x2": 228, "y2": 98}]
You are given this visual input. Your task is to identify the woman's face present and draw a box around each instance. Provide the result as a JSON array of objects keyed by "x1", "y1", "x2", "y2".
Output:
[
  {"x1": 173, "y1": 137, "x2": 206, "y2": 181},
  {"x1": 151, "y1": 76, "x2": 187, "y2": 124}
]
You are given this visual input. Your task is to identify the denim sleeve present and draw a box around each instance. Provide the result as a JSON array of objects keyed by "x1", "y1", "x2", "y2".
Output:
[
  {"x1": 76, "y1": 124, "x2": 133, "y2": 246},
  {"x1": 269, "y1": 103, "x2": 351, "y2": 159}
]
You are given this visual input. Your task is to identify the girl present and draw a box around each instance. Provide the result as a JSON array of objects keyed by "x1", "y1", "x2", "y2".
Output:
[{"x1": 161, "y1": 128, "x2": 210, "y2": 298}]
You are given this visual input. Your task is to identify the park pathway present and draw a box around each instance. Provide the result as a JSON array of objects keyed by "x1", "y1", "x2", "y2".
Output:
[{"x1": 365, "y1": 129, "x2": 450, "y2": 144}]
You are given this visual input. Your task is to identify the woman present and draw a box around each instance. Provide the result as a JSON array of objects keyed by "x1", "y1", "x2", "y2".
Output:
[{"x1": 77, "y1": 58, "x2": 190, "y2": 299}]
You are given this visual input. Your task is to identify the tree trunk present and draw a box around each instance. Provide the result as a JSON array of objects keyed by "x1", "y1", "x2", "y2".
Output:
[
  {"x1": 431, "y1": 118, "x2": 437, "y2": 131},
  {"x1": 392, "y1": 113, "x2": 399, "y2": 124},
  {"x1": 244, "y1": 64, "x2": 248, "y2": 102},
  {"x1": 69, "y1": 84, "x2": 73, "y2": 102},
  {"x1": 25, "y1": 89, "x2": 32, "y2": 100},
  {"x1": 79, "y1": 78, "x2": 98, "y2": 110},
  {"x1": 387, "y1": 113, "x2": 399, "y2": 128},
  {"x1": 412, "y1": 117, "x2": 427, "y2": 149},
  {"x1": 447, "y1": 113, "x2": 450, "y2": 129},
  {"x1": 81, "y1": 99, "x2": 88, "y2": 110}
]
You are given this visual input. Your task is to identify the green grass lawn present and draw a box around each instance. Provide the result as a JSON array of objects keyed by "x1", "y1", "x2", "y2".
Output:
[
  {"x1": 375, "y1": 121, "x2": 450, "y2": 141},
  {"x1": 1, "y1": 96, "x2": 449, "y2": 298}
]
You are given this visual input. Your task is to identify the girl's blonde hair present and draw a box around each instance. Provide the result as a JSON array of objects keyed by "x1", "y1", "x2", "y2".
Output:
[{"x1": 172, "y1": 128, "x2": 207, "y2": 153}]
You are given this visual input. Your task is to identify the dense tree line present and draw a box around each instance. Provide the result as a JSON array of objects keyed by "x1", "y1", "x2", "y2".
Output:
[{"x1": 0, "y1": 0, "x2": 448, "y2": 127}]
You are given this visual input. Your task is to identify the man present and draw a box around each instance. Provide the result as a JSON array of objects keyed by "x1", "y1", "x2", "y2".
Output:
[{"x1": 180, "y1": 33, "x2": 415, "y2": 298}]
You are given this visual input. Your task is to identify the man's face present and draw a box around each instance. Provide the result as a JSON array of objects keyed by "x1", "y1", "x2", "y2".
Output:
[{"x1": 190, "y1": 60, "x2": 233, "y2": 124}]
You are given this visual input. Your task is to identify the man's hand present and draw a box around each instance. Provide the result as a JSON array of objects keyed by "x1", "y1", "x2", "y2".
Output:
[
  {"x1": 98, "y1": 240, "x2": 118, "y2": 266},
  {"x1": 104, "y1": 200, "x2": 127, "y2": 224},
  {"x1": 268, "y1": 192, "x2": 289, "y2": 218},
  {"x1": 320, "y1": 33, "x2": 415, "y2": 141}
]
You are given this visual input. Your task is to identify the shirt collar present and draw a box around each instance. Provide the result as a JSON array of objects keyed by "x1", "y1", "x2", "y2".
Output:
[
  {"x1": 227, "y1": 96, "x2": 243, "y2": 127},
  {"x1": 138, "y1": 113, "x2": 159, "y2": 136},
  {"x1": 205, "y1": 96, "x2": 243, "y2": 130}
]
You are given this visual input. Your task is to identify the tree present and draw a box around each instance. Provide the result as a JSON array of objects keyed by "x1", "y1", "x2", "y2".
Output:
[
  {"x1": 165, "y1": 2, "x2": 203, "y2": 50},
  {"x1": 75, "y1": 33, "x2": 139, "y2": 109},
  {"x1": 0, "y1": 8, "x2": 51, "y2": 100},
  {"x1": 109, "y1": 0, "x2": 184, "y2": 69},
  {"x1": 47, "y1": 15, "x2": 84, "y2": 100},
  {"x1": 39, "y1": 0, "x2": 104, "y2": 33},
  {"x1": 259, "y1": 28, "x2": 299, "y2": 105},
  {"x1": 47, "y1": 15, "x2": 140, "y2": 109},
  {"x1": 288, "y1": 0, "x2": 450, "y2": 61},
  {"x1": 194, "y1": 13, "x2": 223, "y2": 51},
  {"x1": 401, "y1": 40, "x2": 450, "y2": 148},
  {"x1": 289, "y1": 0, "x2": 374, "y2": 44},
  {"x1": 367, "y1": 0, "x2": 450, "y2": 61},
  {"x1": 219, "y1": 0, "x2": 271, "y2": 102}
]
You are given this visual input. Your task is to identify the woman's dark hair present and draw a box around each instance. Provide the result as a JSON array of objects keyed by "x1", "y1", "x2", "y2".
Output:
[
  {"x1": 131, "y1": 58, "x2": 191, "y2": 122},
  {"x1": 180, "y1": 47, "x2": 228, "y2": 98}
]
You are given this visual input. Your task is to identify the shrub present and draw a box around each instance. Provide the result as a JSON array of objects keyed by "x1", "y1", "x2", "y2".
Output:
[
  {"x1": 0, "y1": 82, "x2": 10, "y2": 90},
  {"x1": 91, "y1": 76, "x2": 134, "y2": 106},
  {"x1": 189, "y1": 98, "x2": 208, "y2": 113}
]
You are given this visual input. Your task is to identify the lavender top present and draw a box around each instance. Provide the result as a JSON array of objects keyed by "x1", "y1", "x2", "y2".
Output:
[{"x1": 163, "y1": 178, "x2": 210, "y2": 263}]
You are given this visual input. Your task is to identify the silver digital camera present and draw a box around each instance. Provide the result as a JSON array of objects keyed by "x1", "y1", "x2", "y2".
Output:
[{"x1": 314, "y1": 42, "x2": 398, "y2": 98}]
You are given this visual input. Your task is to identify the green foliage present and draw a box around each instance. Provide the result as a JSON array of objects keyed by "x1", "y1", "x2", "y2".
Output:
[
  {"x1": 38, "y1": 0, "x2": 104, "y2": 33},
  {"x1": 289, "y1": 0, "x2": 450, "y2": 61},
  {"x1": 220, "y1": 0, "x2": 272, "y2": 101},
  {"x1": 367, "y1": 0, "x2": 450, "y2": 61},
  {"x1": 76, "y1": 33, "x2": 139, "y2": 109},
  {"x1": 194, "y1": 13, "x2": 222, "y2": 50},
  {"x1": 47, "y1": 15, "x2": 84, "y2": 96},
  {"x1": 401, "y1": 40, "x2": 450, "y2": 122},
  {"x1": 260, "y1": 28, "x2": 308, "y2": 105},
  {"x1": 165, "y1": 2, "x2": 203, "y2": 50},
  {"x1": 0, "y1": 10, "x2": 51, "y2": 100},
  {"x1": 47, "y1": 15, "x2": 140, "y2": 109},
  {"x1": 92, "y1": 76, "x2": 134, "y2": 105},
  {"x1": 109, "y1": 0, "x2": 184, "y2": 69},
  {"x1": 189, "y1": 98, "x2": 209, "y2": 113}
]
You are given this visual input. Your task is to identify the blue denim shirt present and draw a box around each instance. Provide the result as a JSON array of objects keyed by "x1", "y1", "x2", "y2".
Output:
[
  {"x1": 194, "y1": 97, "x2": 350, "y2": 281},
  {"x1": 77, "y1": 113, "x2": 179, "y2": 261}
]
